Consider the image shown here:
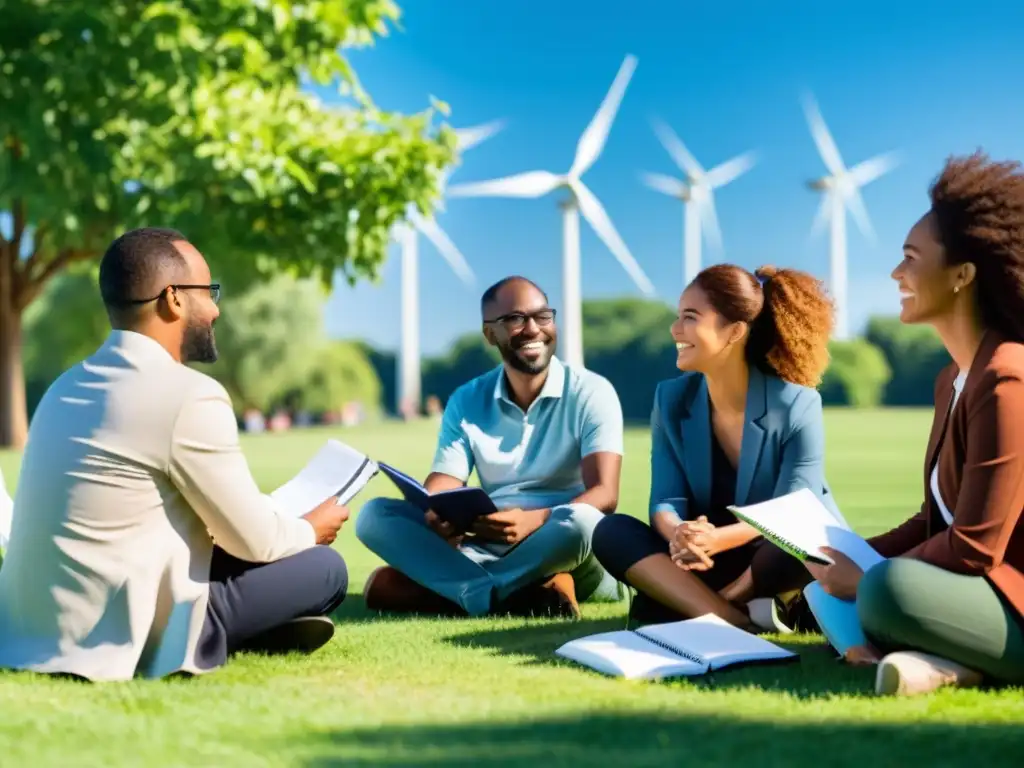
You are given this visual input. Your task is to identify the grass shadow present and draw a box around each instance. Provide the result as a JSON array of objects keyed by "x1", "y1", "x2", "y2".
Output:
[
  {"x1": 444, "y1": 620, "x2": 877, "y2": 698},
  {"x1": 298, "y1": 712, "x2": 1024, "y2": 767}
]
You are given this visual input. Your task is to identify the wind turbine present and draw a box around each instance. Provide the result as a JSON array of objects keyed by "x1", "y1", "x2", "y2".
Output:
[
  {"x1": 640, "y1": 120, "x2": 756, "y2": 287},
  {"x1": 395, "y1": 119, "x2": 505, "y2": 416},
  {"x1": 802, "y1": 93, "x2": 900, "y2": 341},
  {"x1": 447, "y1": 55, "x2": 654, "y2": 369}
]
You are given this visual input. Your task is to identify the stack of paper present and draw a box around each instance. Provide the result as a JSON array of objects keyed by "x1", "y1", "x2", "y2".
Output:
[{"x1": 270, "y1": 439, "x2": 378, "y2": 517}]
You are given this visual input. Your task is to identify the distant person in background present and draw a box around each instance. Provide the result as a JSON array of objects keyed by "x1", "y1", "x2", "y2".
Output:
[
  {"x1": 592, "y1": 264, "x2": 840, "y2": 632},
  {"x1": 808, "y1": 152, "x2": 1024, "y2": 696},
  {"x1": 356, "y1": 276, "x2": 625, "y2": 618},
  {"x1": 0, "y1": 227, "x2": 349, "y2": 682}
]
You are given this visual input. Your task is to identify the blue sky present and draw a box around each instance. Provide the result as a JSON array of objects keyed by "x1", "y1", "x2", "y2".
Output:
[{"x1": 317, "y1": 0, "x2": 1024, "y2": 356}]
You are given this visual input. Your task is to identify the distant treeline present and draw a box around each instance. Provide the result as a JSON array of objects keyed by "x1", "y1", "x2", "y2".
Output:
[
  {"x1": 23, "y1": 268, "x2": 948, "y2": 423},
  {"x1": 367, "y1": 300, "x2": 951, "y2": 422}
]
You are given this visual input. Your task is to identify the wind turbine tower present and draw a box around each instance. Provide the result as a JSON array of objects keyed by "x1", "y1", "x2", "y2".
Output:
[
  {"x1": 640, "y1": 120, "x2": 756, "y2": 287},
  {"x1": 802, "y1": 94, "x2": 900, "y2": 341},
  {"x1": 448, "y1": 55, "x2": 655, "y2": 369},
  {"x1": 395, "y1": 120, "x2": 505, "y2": 416}
]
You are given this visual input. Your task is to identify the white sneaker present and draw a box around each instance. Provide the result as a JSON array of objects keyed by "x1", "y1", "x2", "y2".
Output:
[
  {"x1": 746, "y1": 597, "x2": 794, "y2": 634},
  {"x1": 875, "y1": 651, "x2": 983, "y2": 696}
]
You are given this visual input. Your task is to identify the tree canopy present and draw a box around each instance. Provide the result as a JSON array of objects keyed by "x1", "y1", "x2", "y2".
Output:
[{"x1": 0, "y1": 0, "x2": 457, "y2": 446}]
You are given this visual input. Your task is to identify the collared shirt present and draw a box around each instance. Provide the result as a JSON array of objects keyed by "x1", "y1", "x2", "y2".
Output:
[{"x1": 430, "y1": 356, "x2": 624, "y2": 510}]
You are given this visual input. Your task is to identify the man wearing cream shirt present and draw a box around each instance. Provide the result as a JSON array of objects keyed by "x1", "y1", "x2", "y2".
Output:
[{"x1": 0, "y1": 227, "x2": 349, "y2": 682}]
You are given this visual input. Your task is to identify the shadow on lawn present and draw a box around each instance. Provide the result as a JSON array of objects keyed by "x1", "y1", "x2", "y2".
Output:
[
  {"x1": 299, "y1": 712, "x2": 1024, "y2": 767},
  {"x1": 442, "y1": 621, "x2": 876, "y2": 698}
]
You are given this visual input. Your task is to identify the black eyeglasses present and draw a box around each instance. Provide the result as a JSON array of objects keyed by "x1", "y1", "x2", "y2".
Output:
[
  {"x1": 121, "y1": 284, "x2": 221, "y2": 306},
  {"x1": 484, "y1": 308, "x2": 556, "y2": 330}
]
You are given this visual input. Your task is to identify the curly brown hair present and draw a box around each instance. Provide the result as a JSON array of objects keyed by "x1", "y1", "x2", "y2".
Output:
[
  {"x1": 929, "y1": 152, "x2": 1024, "y2": 341},
  {"x1": 692, "y1": 263, "x2": 835, "y2": 387}
]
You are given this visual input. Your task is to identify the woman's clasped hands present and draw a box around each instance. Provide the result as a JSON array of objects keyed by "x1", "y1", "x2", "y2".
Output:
[{"x1": 670, "y1": 516, "x2": 725, "y2": 571}]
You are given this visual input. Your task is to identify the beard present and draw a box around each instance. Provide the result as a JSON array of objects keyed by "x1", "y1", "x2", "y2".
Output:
[
  {"x1": 181, "y1": 318, "x2": 218, "y2": 364},
  {"x1": 498, "y1": 337, "x2": 553, "y2": 375}
]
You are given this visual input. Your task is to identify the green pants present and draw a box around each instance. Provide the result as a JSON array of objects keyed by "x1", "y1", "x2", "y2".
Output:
[{"x1": 858, "y1": 558, "x2": 1024, "y2": 684}]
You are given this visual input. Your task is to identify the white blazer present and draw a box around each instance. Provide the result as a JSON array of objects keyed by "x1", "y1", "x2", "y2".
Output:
[
  {"x1": 0, "y1": 331, "x2": 315, "y2": 681},
  {"x1": 0, "y1": 465, "x2": 11, "y2": 550}
]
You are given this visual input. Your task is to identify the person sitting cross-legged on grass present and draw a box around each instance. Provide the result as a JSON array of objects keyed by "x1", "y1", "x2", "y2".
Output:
[
  {"x1": 808, "y1": 153, "x2": 1024, "y2": 697},
  {"x1": 0, "y1": 228, "x2": 350, "y2": 683},
  {"x1": 357, "y1": 276, "x2": 626, "y2": 619},
  {"x1": 592, "y1": 263, "x2": 842, "y2": 632}
]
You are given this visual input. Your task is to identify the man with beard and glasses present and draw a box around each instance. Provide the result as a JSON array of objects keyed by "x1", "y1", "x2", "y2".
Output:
[
  {"x1": 357, "y1": 276, "x2": 626, "y2": 618},
  {"x1": 0, "y1": 227, "x2": 350, "y2": 682}
]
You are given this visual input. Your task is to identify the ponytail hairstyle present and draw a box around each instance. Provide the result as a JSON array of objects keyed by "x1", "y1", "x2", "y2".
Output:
[{"x1": 690, "y1": 264, "x2": 835, "y2": 387}]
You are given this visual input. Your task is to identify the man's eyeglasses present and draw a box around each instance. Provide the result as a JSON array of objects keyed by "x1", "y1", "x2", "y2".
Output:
[
  {"x1": 484, "y1": 308, "x2": 556, "y2": 330},
  {"x1": 121, "y1": 284, "x2": 221, "y2": 306}
]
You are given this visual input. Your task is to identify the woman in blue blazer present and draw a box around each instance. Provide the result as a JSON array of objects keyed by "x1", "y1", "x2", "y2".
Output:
[{"x1": 592, "y1": 263, "x2": 840, "y2": 629}]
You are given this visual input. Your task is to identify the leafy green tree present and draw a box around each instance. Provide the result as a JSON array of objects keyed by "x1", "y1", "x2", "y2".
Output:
[
  {"x1": 288, "y1": 340, "x2": 382, "y2": 416},
  {"x1": 0, "y1": 0, "x2": 456, "y2": 446},
  {"x1": 204, "y1": 275, "x2": 326, "y2": 413},
  {"x1": 820, "y1": 339, "x2": 892, "y2": 407},
  {"x1": 22, "y1": 264, "x2": 107, "y2": 411},
  {"x1": 865, "y1": 316, "x2": 950, "y2": 405}
]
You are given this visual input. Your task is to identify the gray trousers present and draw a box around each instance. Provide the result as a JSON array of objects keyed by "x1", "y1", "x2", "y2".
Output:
[{"x1": 355, "y1": 497, "x2": 624, "y2": 616}]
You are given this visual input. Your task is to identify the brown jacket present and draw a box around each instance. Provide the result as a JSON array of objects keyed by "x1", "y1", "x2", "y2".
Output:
[{"x1": 869, "y1": 330, "x2": 1024, "y2": 621}]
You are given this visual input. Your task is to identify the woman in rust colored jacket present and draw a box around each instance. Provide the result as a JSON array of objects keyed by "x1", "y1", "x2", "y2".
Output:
[{"x1": 810, "y1": 152, "x2": 1024, "y2": 696}]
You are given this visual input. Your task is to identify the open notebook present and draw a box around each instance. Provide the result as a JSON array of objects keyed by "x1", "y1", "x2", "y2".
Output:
[
  {"x1": 727, "y1": 488, "x2": 882, "y2": 567},
  {"x1": 555, "y1": 614, "x2": 797, "y2": 680},
  {"x1": 378, "y1": 462, "x2": 497, "y2": 529},
  {"x1": 270, "y1": 439, "x2": 378, "y2": 517},
  {"x1": 726, "y1": 488, "x2": 886, "y2": 656}
]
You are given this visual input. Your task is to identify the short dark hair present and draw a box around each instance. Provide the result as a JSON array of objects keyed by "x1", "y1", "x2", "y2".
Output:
[
  {"x1": 480, "y1": 275, "x2": 548, "y2": 316},
  {"x1": 929, "y1": 152, "x2": 1024, "y2": 341},
  {"x1": 691, "y1": 263, "x2": 835, "y2": 387},
  {"x1": 99, "y1": 227, "x2": 189, "y2": 319}
]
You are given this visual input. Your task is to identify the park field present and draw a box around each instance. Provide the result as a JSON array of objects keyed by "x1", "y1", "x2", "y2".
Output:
[{"x1": 1, "y1": 408, "x2": 1023, "y2": 766}]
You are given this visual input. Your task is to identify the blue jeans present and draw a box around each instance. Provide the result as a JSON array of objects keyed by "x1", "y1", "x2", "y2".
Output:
[{"x1": 355, "y1": 498, "x2": 624, "y2": 616}]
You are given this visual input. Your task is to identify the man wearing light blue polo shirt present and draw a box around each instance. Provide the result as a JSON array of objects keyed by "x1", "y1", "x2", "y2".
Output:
[{"x1": 356, "y1": 276, "x2": 625, "y2": 618}]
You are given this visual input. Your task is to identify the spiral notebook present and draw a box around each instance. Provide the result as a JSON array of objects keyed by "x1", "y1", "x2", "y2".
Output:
[
  {"x1": 554, "y1": 614, "x2": 797, "y2": 680},
  {"x1": 270, "y1": 439, "x2": 378, "y2": 516},
  {"x1": 727, "y1": 488, "x2": 882, "y2": 567},
  {"x1": 378, "y1": 462, "x2": 497, "y2": 529}
]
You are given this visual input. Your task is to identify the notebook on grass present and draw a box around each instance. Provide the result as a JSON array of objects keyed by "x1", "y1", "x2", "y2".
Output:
[
  {"x1": 555, "y1": 614, "x2": 797, "y2": 680},
  {"x1": 378, "y1": 462, "x2": 497, "y2": 530},
  {"x1": 270, "y1": 439, "x2": 378, "y2": 516},
  {"x1": 727, "y1": 488, "x2": 883, "y2": 567}
]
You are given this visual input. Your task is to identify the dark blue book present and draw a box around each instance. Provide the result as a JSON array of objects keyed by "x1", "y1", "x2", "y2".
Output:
[{"x1": 377, "y1": 462, "x2": 497, "y2": 530}]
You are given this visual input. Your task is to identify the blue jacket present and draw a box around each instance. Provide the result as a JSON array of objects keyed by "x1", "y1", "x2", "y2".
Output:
[{"x1": 648, "y1": 367, "x2": 845, "y2": 526}]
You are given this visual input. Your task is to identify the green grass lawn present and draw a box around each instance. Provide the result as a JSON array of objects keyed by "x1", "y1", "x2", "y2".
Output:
[{"x1": 1, "y1": 409, "x2": 1023, "y2": 766}]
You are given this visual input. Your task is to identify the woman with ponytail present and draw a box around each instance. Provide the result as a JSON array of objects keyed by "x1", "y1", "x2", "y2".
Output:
[{"x1": 592, "y1": 263, "x2": 839, "y2": 630}]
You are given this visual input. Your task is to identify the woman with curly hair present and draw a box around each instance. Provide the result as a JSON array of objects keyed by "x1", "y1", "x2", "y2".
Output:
[
  {"x1": 809, "y1": 152, "x2": 1024, "y2": 696},
  {"x1": 592, "y1": 262, "x2": 839, "y2": 630}
]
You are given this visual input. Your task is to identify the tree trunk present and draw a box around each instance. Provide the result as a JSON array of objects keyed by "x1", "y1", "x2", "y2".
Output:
[{"x1": 0, "y1": 268, "x2": 28, "y2": 450}]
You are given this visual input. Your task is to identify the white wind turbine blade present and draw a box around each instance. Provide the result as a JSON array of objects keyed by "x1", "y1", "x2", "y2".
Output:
[
  {"x1": 808, "y1": 193, "x2": 832, "y2": 240},
  {"x1": 705, "y1": 151, "x2": 757, "y2": 189},
  {"x1": 570, "y1": 54, "x2": 638, "y2": 178},
  {"x1": 640, "y1": 171, "x2": 687, "y2": 198},
  {"x1": 571, "y1": 180, "x2": 655, "y2": 296},
  {"x1": 455, "y1": 119, "x2": 506, "y2": 152},
  {"x1": 849, "y1": 151, "x2": 901, "y2": 188},
  {"x1": 802, "y1": 93, "x2": 846, "y2": 176},
  {"x1": 651, "y1": 117, "x2": 704, "y2": 181},
  {"x1": 409, "y1": 211, "x2": 475, "y2": 286},
  {"x1": 447, "y1": 170, "x2": 563, "y2": 199},
  {"x1": 842, "y1": 184, "x2": 876, "y2": 243},
  {"x1": 698, "y1": 194, "x2": 724, "y2": 253}
]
